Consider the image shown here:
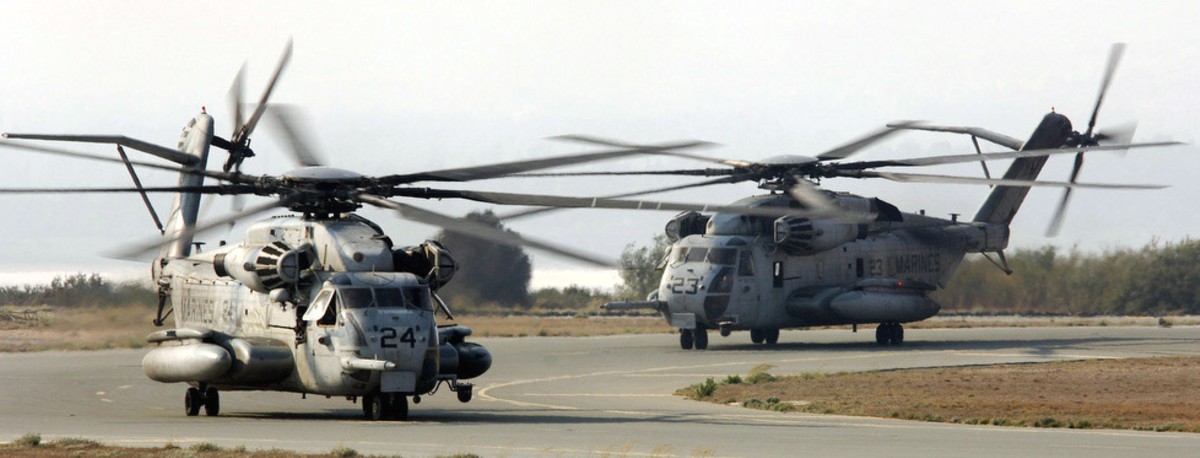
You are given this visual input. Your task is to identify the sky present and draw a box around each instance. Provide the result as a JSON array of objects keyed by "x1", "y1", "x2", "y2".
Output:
[{"x1": 0, "y1": 1, "x2": 1197, "y2": 290}]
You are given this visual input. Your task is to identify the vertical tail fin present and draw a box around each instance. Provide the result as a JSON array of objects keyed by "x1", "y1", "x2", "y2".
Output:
[
  {"x1": 157, "y1": 113, "x2": 214, "y2": 261},
  {"x1": 972, "y1": 112, "x2": 1074, "y2": 224}
]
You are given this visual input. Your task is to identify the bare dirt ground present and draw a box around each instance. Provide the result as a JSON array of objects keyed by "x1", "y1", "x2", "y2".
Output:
[{"x1": 684, "y1": 356, "x2": 1200, "y2": 433}]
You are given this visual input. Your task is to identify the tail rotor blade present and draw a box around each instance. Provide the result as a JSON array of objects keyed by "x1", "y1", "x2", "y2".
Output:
[
  {"x1": 268, "y1": 104, "x2": 326, "y2": 167},
  {"x1": 242, "y1": 39, "x2": 293, "y2": 139},
  {"x1": 1046, "y1": 153, "x2": 1086, "y2": 236},
  {"x1": 1085, "y1": 43, "x2": 1125, "y2": 138},
  {"x1": 227, "y1": 63, "x2": 246, "y2": 139}
]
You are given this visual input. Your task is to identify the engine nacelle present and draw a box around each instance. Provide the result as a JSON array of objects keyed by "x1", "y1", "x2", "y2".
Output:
[
  {"x1": 392, "y1": 240, "x2": 457, "y2": 290},
  {"x1": 665, "y1": 211, "x2": 710, "y2": 242},
  {"x1": 437, "y1": 325, "x2": 492, "y2": 380},
  {"x1": 774, "y1": 216, "x2": 860, "y2": 255},
  {"x1": 214, "y1": 241, "x2": 314, "y2": 294}
]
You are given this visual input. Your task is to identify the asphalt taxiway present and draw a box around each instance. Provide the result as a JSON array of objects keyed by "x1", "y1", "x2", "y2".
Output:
[{"x1": 2, "y1": 326, "x2": 1199, "y2": 457}]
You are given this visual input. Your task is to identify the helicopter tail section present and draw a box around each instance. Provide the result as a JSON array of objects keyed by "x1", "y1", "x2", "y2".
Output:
[
  {"x1": 972, "y1": 112, "x2": 1074, "y2": 225},
  {"x1": 156, "y1": 113, "x2": 215, "y2": 262}
]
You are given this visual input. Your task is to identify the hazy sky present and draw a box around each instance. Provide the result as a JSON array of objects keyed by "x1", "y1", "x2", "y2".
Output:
[{"x1": 1, "y1": 1, "x2": 1197, "y2": 289}]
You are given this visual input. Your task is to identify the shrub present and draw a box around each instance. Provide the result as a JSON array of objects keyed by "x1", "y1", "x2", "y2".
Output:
[{"x1": 13, "y1": 433, "x2": 40, "y2": 447}]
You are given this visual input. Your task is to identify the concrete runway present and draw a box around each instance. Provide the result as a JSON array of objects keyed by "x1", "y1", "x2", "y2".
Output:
[{"x1": 2, "y1": 326, "x2": 1199, "y2": 457}]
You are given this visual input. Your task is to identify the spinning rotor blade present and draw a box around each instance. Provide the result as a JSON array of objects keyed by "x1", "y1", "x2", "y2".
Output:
[
  {"x1": 110, "y1": 195, "x2": 302, "y2": 260},
  {"x1": 885, "y1": 123, "x2": 1024, "y2": 150},
  {"x1": 0, "y1": 139, "x2": 250, "y2": 183},
  {"x1": 238, "y1": 39, "x2": 294, "y2": 143},
  {"x1": 550, "y1": 134, "x2": 739, "y2": 166},
  {"x1": 841, "y1": 141, "x2": 1180, "y2": 170},
  {"x1": 2, "y1": 133, "x2": 200, "y2": 166},
  {"x1": 1047, "y1": 43, "x2": 1126, "y2": 237},
  {"x1": 815, "y1": 120, "x2": 924, "y2": 161},
  {"x1": 356, "y1": 194, "x2": 615, "y2": 267},
  {"x1": 1086, "y1": 43, "x2": 1125, "y2": 138},
  {"x1": 787, "y1": 176, "x2": 839, "y2": 213},
  {"x1": 391, "y1": 188, "x2": 809, "y2": 218},
  {"x1": 859, "y1": 171, "x2": 1164, "y2": 189},
  {"x1": 379, "y1": 140, "x2": 714, "y2": 185},
  {"x1": 0, "y1": 185, "x2": 254, "y2": 194},
  {"x1": 499, "y1": 174, "x2": 758, "y2": 221},
  {"x1": 228, "y1": 63, "x2": 246, "y2": 140},
  {"x1": 268, "y1": 104, "x2": 326, "y2": 167},
  {"x1": 510, "y1": 168, "x2": 732, "y2": 178}
]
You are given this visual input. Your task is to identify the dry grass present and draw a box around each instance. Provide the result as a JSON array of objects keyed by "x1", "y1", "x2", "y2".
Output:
[
  {"x1": 0, "y1": 304, "x2": 155, "y2": 352},
  {"x1": 683, "y1": 356, "x2": 1200, "y2": 433}
]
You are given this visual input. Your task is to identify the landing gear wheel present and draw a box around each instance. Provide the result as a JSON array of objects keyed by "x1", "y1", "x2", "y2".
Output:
[
  {"x1": 203, "y1": 387, "x2": 220, "y2": 416},
  {"x1": 694, "y1": 327, "x2": 709, "y2": 350},
  {"x1": 719, "y1": 324, "x2": 732, "y2": 337},
  {"x1": 680, "y1": 329, "x2": 694, "y2": 350},
  {"x1": 765, "y1": 328, "x2": 780, "y2": 345},
  {"x1": 750, "y1": 329, "x2": 764, "y2": 344},
  {"x1": 875, "y1": 323, "x2": 904, "y2": 345},
  {"x1": 363, "y1": 391, "x2": 386, "y2": 421},
  {"x1": 456, "y1": 384, "x2": 473, "y2": 403},
  {"x1": 184, "y1": 387, "x2": 202, "y2": 416},
  {"x1": 891, "y1": 323, "x2": 904, "y2": 345},
  {"x1": 388, "y1": 394, "x2": 409, "y2": 421}
]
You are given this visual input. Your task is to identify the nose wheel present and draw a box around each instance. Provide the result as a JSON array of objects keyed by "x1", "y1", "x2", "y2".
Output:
[
  {"x1": 875, "y1": 322, "x2": 904, "y2": 345},
  {"x1": 679, "y1": 327, "x2": 709, "y2": 350},
  {"x1": 363, "y1": 391, "x2": 409, "y2": 421}
]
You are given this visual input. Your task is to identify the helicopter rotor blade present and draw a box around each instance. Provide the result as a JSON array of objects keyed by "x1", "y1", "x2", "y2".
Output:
[
  {"x1": 510, "y1": 168, "x2": 734, "y2": 178},
  {"x1": 356, "y1": 194, "x2": 616, "y2": 267},
  {"x1": 267, "y1": 104, "x2": 326, "y2": 167},
  {"x1": 786, "y1": 176, "x2": 839, "y2": 213},
  {"x1": 838, "y1": 141, "x2": 1180, "y2": 170},
  {"x1": 1085, "y1": 43, "x2": 1125, "y2": 138},
  {"x1": 815, "y1": 120, "x2": 923, "y2": 161},
  {"x1": 549, "y1": 134, "x2": 740, "y2": 167},
  {"x1": 240, "y1": 39, "x2": 294, "y2": 142},
  {"x1": 390, "y1": 188, "x2": 809, "y2": 218},
  {"x1": 0, "y1": 185, "x2": 255, "y2": 194},
  {"x1": 228, "y1": 63, "x2": 246, "y2": 140},
  {"x1": 0, "y1": 138, "x2": 252, "y2": 183},
  {"x1": 109, "y1": 194, "x2": 300, "y2": 261},
  {"x1": 499, "y1": 173, "x2": 758, "y2": 221},
  {"x1": 379, "y1": 140, "x2": 714, "y2": 185},
  {"x1": 858, "y1": 170, "x2": 1164, "y2": 190},
  {"x1": 1, "y1": 133, "x2": 201, "y2": 166}
]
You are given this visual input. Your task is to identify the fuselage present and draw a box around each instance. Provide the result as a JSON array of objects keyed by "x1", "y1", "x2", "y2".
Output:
[{"x1": 656, "y1": 193, "x2": 1008, "y2": 331}]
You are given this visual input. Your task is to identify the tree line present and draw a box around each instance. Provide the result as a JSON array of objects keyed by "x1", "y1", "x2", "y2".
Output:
[
  {"x1": 0, "y1": 273, "x2": 156, "y2": 308},
  {"x1": 935, "y1": 239, "x2": 1200, "y2": 315}
]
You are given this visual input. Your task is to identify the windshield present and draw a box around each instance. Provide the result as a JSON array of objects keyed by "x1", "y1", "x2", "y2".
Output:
[{"x1": 341, "y1": 287, "x2": 433, "y2": 311}]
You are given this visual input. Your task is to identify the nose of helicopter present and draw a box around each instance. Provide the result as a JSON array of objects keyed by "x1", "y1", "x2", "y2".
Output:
[{"x1": 659, "y1": 262, "x2": 734, "y2": 328}]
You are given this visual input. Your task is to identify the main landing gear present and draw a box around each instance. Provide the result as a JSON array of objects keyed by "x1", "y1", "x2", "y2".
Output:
[
  {"x1": 680, "y1": 327, "x2": 709, "y2": 350},
  {"x1": 875, "y1": 322, "x2": 904, "y2": 345},
  {"x1": 363, "y1": 390, "x2": 409, "y2": 421},
  {"x1": 184, "y1": 385, "x2": 219, "y2": 416},
  {"x1": 749, "y1": 328, "x2": 780, "y2": 345}
]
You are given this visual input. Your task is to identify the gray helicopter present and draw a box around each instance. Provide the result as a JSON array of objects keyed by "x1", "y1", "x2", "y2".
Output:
[
  {"x1": 0, "y1": 42, "x2": 804, "y2": 419},
  {"x1": 545, "y1": 44, "x2": 1176, "y2": 349}
]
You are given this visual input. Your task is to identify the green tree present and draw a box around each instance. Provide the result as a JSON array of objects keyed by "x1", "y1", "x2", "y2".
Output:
[
  {"x1": 616, "y1": 234, "x2": 671, "y2": 300},
  {"x1": 434, "y1": 210, "x2": 532, "y2": 308}
]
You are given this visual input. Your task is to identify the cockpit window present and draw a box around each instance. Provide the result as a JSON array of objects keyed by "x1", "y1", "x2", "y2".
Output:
[
  {"x1": 707, "y1": 248, "x2": 737, "y2": 265},
  {"x1": 404, "y1": 288, "x2": 434, "y2": 311},
  {"x1": 684, "y1": 247, "x2": 708, "y2": 263},
  {"x1": 371, "y1": 287, "x2": 433, "y2": 311},
  {"x1": 374, "y1": 288, "x2": 405, "y2": 308},
  {"x1": 738, "y1": 250, "x2": 755, "y2": 276},
  {"x1": 339, "y1": 288, "x2": 374, "y2": 309}
]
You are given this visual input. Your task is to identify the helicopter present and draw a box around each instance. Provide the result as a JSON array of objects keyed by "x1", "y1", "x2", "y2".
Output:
[
  {"x1": 530, "y1": 44, "x2": 1178, "y2": 350},
  {"x1": 0, "y1": 42, "x2": 806, "y2": 419}
]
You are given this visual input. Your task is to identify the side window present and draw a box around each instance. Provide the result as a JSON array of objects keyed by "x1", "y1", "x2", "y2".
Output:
[
  {"x1": 738, "y1": 251, "x2": 755, "y2": 277},
  {"x1": 301, "y1": 289, "x2": 334, "y2": 322}
]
